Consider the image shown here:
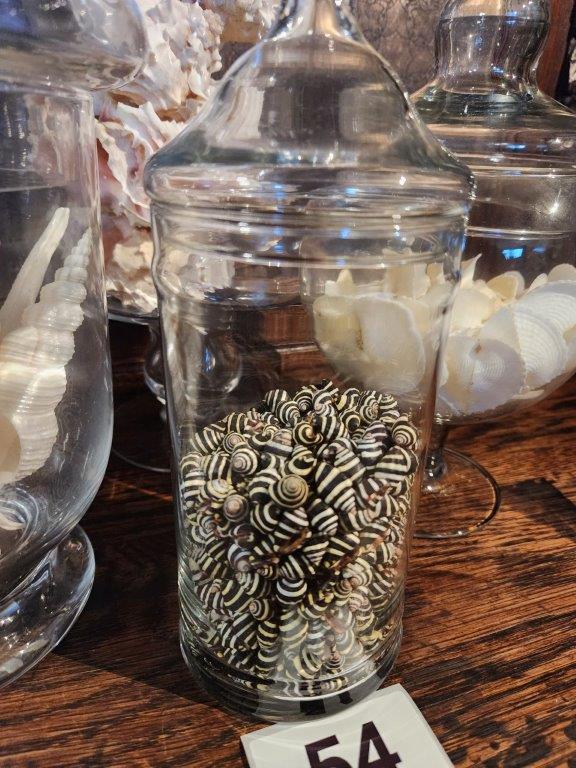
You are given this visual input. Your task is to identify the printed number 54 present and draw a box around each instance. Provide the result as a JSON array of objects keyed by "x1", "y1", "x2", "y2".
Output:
[{"x1": 305, "y1": 722, "x2": 401, "y2": 768}]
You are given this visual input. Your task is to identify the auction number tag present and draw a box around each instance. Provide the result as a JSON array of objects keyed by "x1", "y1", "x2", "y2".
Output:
[{"x1": 241, "y1": 685, "x2": 453, "y2": 768}]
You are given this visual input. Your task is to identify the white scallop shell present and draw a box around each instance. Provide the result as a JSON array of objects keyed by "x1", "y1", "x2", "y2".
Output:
[
  {"x1": 518, "y1": 289, "x2": 576, "y2": 335},
  {"x1": 479, "y1": 305, "x2": 567, "y2": 389},
  {"x1": 487, "y1": 271, "x2": 525, "y2": 301},
  {"x1": 449, "y1": 287, "x2": 499, "y2": 332},
  {"x1": 354, "y1": 295, "x2": 426, "y2": 393},
  {"x1": 527, "y1": 273, "x2": 548, "y2": 292},
  {"x1": 439, "y1": 333, "x2": 525, "y2": 416},
  {"x1": 548, "y1": 263, "x2": 576, "y2": 282},
  {"x1": 0, "y1": 221, "x2": 90, "y2": 486},
  {"x1": 565, "y1": 326, "x2": 576, "y2": 370}
]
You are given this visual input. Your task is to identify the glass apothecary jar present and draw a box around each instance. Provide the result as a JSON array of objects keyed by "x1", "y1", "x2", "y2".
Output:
[
  {"x1": 412, "y1": 0, "x2": 576, "y2": 537},
  {"x1": 147, "y1": 0, "x2": 472, "y2": 720},
  {"x1": 0, "y1": 0, "x2": 146, "y2": 685}
]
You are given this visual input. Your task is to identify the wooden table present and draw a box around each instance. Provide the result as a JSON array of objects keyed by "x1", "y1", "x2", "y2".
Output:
[{"x1": 0, "y1": 321, "x2": 575, "y2": 768}]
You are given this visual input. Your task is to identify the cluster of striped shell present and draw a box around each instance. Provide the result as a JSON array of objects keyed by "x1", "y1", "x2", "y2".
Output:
[{"x1": 181, "y1": 381, "x2": 418, "y2": 696}]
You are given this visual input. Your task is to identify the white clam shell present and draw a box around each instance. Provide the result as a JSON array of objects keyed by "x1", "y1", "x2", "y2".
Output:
[
  {"x1": 518, "y1": 288, "x2": 576, "y2": 335},
  {"x1": 325, "y1": 269, "x2": 356, "y2": 297},
  {"x1": 548, "y1": 263, "x2": 576, "y2": 282},
  {"x1": 487, "y1": 271, "x2": 525, "y2": 301},
  {"x1": 439, "y1": 334, "x2": 525, "y2": 416},
  {"x1": 527, "y1": 273, "x2": 548, "y2": 292},
  {"x1": 479, "y1": 305, "x2": 567, "y2": 389},
  {"x1": 384, "y1": 263, "x2": 430, "y2": 299},
  {"x1": 449, "y1": 287, "x2": 499, "y2": 332},
  {"x1": 427, "y1": 263, "x2": 446, "y2": 285}
]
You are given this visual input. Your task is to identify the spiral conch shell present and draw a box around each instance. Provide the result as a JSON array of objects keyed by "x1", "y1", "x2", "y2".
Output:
[{"x1": 0, "y1": 208, "x2": 89, "y2": 487}]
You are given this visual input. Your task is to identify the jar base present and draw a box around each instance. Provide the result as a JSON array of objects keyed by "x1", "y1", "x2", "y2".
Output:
[
  {"x1": 180, "y1": 623, "x2": 403, "y2": 723},
  {"x1": 0, "y1": 527, "x2": 94, "y2": 689},
  {"x1": 416, "y1": 447, "x2": 501, "y2": 538}
]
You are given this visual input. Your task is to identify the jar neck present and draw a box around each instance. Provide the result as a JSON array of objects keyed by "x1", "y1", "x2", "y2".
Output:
[
  {"x1": 434, "y1": 0, "x2": 550, "y2": 93},
  {"x1": 268, "y1": 0, "x2": 362, "y2": 40}
]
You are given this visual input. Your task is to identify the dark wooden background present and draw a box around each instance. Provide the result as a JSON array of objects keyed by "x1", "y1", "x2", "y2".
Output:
[{"x1": 0, "y1": 321, "x2": 574, "y2": 767}]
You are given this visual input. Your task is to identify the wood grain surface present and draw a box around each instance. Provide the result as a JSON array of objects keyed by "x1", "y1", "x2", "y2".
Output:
[
  {"x1": 538, "y1": 0, "x2": 574, "y2": 97},
  {"x1": 0, "y1": 321, "x2": 574, "y2": 768}
]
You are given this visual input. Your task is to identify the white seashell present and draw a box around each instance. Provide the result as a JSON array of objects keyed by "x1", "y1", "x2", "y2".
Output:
[
  {"x1": 354, "y1": 295, "x2": 426, "y2": 393},
  {"x1": 461, "y1": 254, "x2": 482, "y2": 287},
  {"x1": 486, "y1": 271, "x2": 525, "y2": 301},
  {"x1": 525, "y1": 279, "x2": 576, "y2": 301},
  {"x1": 512, "y1": 388, "x2": 545, "y2": 402},
  {"x1": 426, "y1": 263, "x2": 445, "y2": 285},
  {"x1": 0, "y1": 229, "x2": 89, "y2": 486},
  {"x1": 421, "y1": 282, "x2": 452, "y2": 312},
  {"x1": 449, "y1": 287, "x2": 499, "y2": 332},
  {"x1": 54, "y1": 266, "x2": 89, "y2": 284},
  {"x1": 518, "y1": 289, "x2": 576, "y2": 335},
  {"x1": 0, "y1": 208, "x2": 70, "y2": 339},
  {"x1": 384, "y1": 263, "x2": 430, "y2": 299},
  {"x1": 527, "y1": 273, "x2": 548, "y2": 292},
  {"x1": 396, "y1": 297, "x2": 433, "y2": 334},
  {"x1": 479, "y1": 305, "x2": 567, "y2": 389},
  {"x1": 548, "y1": 263, "x2": 576, "y2": 283},
  {"x1": 313, "y1": 295, "x2": 360, "y2": 352},
  {"x1": 325, "y1": 269, "x2": 356, "y2": 297},
  {"x1": 439, "y1": 334, "x2": 525, "y2": 416}
]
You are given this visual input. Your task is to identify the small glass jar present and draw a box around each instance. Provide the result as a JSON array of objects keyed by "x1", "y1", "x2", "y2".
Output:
[
  {"x1": 147, "y1": 0, "x2": 472, "y2": 720},
  {"x1": 0, "y1": 0, "x2": 146, "y2": 685}
]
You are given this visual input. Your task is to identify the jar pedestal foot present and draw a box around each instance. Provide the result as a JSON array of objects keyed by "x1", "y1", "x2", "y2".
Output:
[
  {"x1": 416, "y1": 447, "x2": 501, "y2": 539},
  {"x1": 0, "y1": 527, "x2": 94, "y2": 689}
]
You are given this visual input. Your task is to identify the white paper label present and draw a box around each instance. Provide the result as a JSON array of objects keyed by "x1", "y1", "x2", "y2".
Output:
[{"x1": 241, "y1": 685, "x2": 453, "y2": 768}]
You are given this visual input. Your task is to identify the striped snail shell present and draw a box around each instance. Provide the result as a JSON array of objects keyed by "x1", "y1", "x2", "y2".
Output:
[
  {"x1": 280, "y1": 553, "x2": 315, "y2": 580},
  {"x1": 354, "y1": 602, "x2": 376, "y2": 631},
  {"x1": 259, "y1": 452, "x2": 287, "y2": 474},
  {"x1": 293, "y1": 385, "x2": 314, "y2": 413},
  {"x1": 205, "y1": 478, "x2": 231, "y2": 502},
  {"x1": 329, "y1": 605, "x2": 355, "y2": 632},
  {"x1": 380, "y1": 408, "x2": 401, "y2": 426},
  {"x1": 286, "y1": 446, "x2": 315, "y2": 477},
  {"x1": 181, "y1": 468, "x2": 204, "y2": 505},
  {"x1": 264, "y1": 428, "x2": 293, "y2": 458},
  {"x1": 280, "y1": 608, "x2": 309, "y2": 645},
  {"x1": 255, "y1": 645, "x2": 280, "y2": 676},
  {"x1": 191, "y1": 424, "x2": 225, "y2": 454},
  {"x1": 181, "y1": 452, "x2": 203, "y2": 474},
  {"x1": 312, "y1": 414, "x2": 347, "y2": 443},
  {"x1": 314, "y1": 461, "x2": 356, "y2": 514},
  {"x1": 222, "y1": 580, "x2": 253, "y2": 612},
  {"x1": 391, "y1": 415, "x2": 418, "y2": 449},
  {"x1": 256, "y1": 562, "x2": 279, "y2": 580},
  {"x1": 222, "y1": 432, "x2": 246, "y2": 454},
  {"x1": 319, "y1": 436, "x2": 355, "y2": 462},
  {"x1": 225, "y1": 411, "x2": 249, "y2": 434},
  {"x1": 228, "y1": 542, "x2": 254, "y2": 573},
  {"x1": 368, "y1": 571, "x2": 395, "y2": 608},
  {"x1": 293, "y1": 648, "x2": 323, "y2": 680},
  {"x1": 277, "y1": 576, "x2": 307, "y2": 605},
  {"x1": 293, "y1": 420, "x2": 321, "y2": 446},
  {"x1": 274, "y1": 506, "x2": 309, "y2": 542},
  {"x1": 198, "y1": 580, "x2": 223, "y2": 610},
  {"x1": 263, "y1": 388, "x2": 290, "y2": 413},
  {"x1": 204, "y1": 536, "x2": 229, "y2": 561},
  {"x1": 300, "y1": 588, "x2": 332, "y2": 619},
  {"x1": 358, "y1": 399, "x2": 380, "y2": 425},
  {"x1": 301, "y1": 538, "x2": 329, "y2": 568},
  {"x1": 374, "y1": 541, "x2": 397, "y2": 566},
  {"x1": 363, "y1": 420, "x2": 392, "y2": 446},
  {"x1": 305, "y1": 619, "x2": 327, "y2": 656},
  {"x1": 259, "y1": 411, "x2": 281, "y2": 428},
  {"x1": 316, "y1": 379, "x2": 338, "y2": 399},
  {"x1": 355, "y1": 436, "x2": 383, "y2": 466},
  {"x1": 247, "y1": 468, "x2": 279, "y2": 502},
  {"x1": 277, "y1": 400, "x2": 300, "y2": 427},
  {"x1": 333, "y1": 448, "x2": 365, "y2": 484},
  {"x1": 335, "y1": 387, "x2": 360, "y2": 412},
  {"x1": 229, "y1": 612, "x2": 258, "y2": 649},
  {"x1": 374, "y1": 492, "x2": 400, "y2": 520},
  {"x1": 308, "y1": 498, "x2": 339, "y2": 537},
  {"x1": 231, "y1": 445, "x2": 259, "y2": 476},
  {"x1": 378, "y1": 392, "x2": 399, "y2": 412},
  {"x1": 332, "y1": 579, "x2": 354, "y2": 604},
  {"x1": 343, "y1": 557, "x2": 374, "y2": 588},
  {"x1": 342, "y1": 504, "x2": 379, "y2": 532},
  {"x1": 359, "y1": 520, "x2": 391, "y2": 548},
  {"x1": 201, "y1": 451, "x2": 231, "y2": 481},
  {"x1": 270, "y1": 474, "x2": 309, "y2": 509},
  {"x1": 223, "y1": 493, "x2": 249, "y2": 522},
  {"x1": 252, "y1": 534, "x2": 279, "y2": 560},
  {"x1": 231, "y1": 523, "x2": 255, "y2": 546},
  {"x1": 250, "y1": 502, "x2": 282, "y2": 534},
  {"x1": 257, "y1": 618, "x2": 280, "y2": 649},
  {"x1": 361, "y1": 630, "x2": 383, "y2": 654},
  {"x1": 237, "y1": 569, "x2": 273, "y2": 598},
  {"x1": 324, "y1": 651, "x2": 343, "y2": 673},
  {"x1": 249, "y1": 430, "x2": 274, "y2": 452},
  {"x1": 373, "y1": 446, "x2": 417, "y2": 483},
  {"x1": 348, "y1": 588, "x2": 370, "y2": 613},
  {"x1": 356, "y1": 475, "x2": 386, "y2": 506},
  {"x1": 311, "y1": 387, "x2": 334, "y2": 412},
  {"x1": 322, "y1": 532, "x2": 360, "y2": 567},
  {"x1": 334, "y1": 627, "x2": 357, "y2": 656},
  {"x1": 249, "y1": 598, "x2": 275, "y2": 622},
  {"x1": 340, "y1": 408, "x2": 362, "y2": 432}
]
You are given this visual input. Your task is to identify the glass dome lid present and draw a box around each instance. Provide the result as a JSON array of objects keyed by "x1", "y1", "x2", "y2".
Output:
[
  {"x1": 145, "y1": 0, "x2": 473, "y2": 223},
  {"x1": 0, "y1": 0, "x2": 147, "y2": 91}
]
